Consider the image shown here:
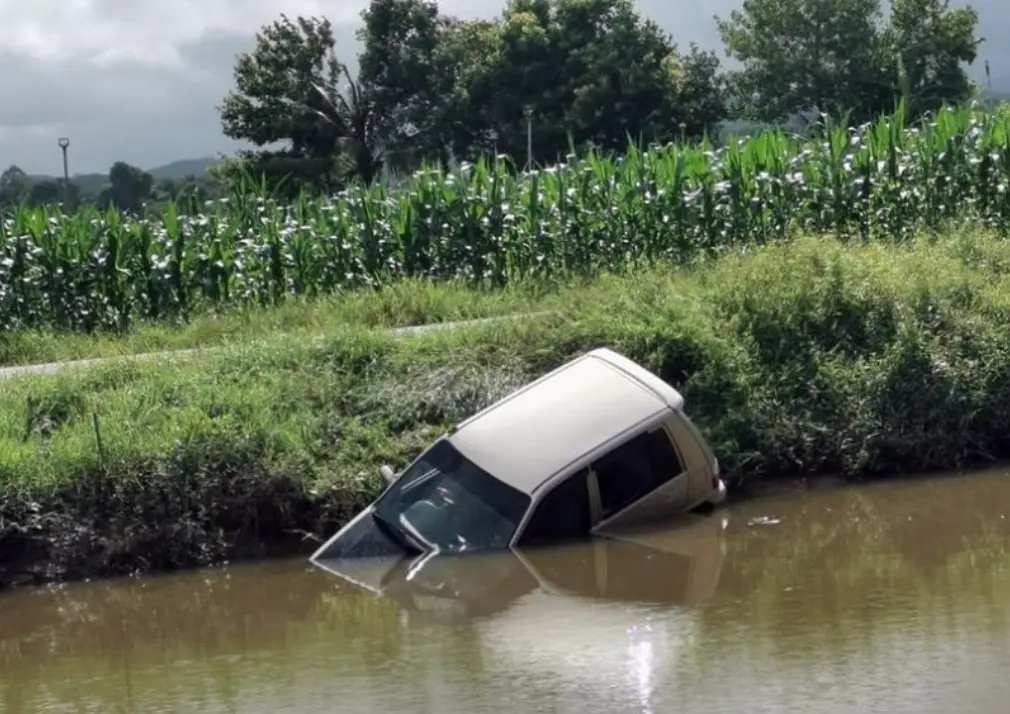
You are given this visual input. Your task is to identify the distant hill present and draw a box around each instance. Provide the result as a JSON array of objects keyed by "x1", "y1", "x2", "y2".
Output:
[
  {"x1": 147, "y1": 157, "x2": 218, "y2": 180},
  {"x1": 26, "y1": 171, "x2": 107, "y2": 194},
  {"x1": 25, "y1": 156, "x2": 219, "y2": 190}
]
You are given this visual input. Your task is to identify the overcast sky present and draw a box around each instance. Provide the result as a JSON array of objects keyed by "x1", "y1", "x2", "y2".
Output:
[{"x1": 2, "y1": 0, "x2": 1004, "y2": 176}]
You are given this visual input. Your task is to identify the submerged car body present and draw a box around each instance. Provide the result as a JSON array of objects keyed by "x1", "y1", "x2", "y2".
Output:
[
  {"x1": 313, "y1": 512, "x2": 729, "y2": 621},
  {"x1": 310, "y1": 347, "x2": 727, "y2": 562}
]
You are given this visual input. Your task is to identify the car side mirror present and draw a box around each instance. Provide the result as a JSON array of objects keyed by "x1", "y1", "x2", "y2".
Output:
[{"x1": 379, "y1": 465, "x2": 396, "y2": 485}]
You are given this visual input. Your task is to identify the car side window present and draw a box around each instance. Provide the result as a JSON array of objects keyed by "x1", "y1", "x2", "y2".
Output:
[
  {"x1": 517, "y1": 469, "x2": 591, "y2": 547},
  {"x1": 593, "y1": 428, "x2": 683, "y2": 519}
]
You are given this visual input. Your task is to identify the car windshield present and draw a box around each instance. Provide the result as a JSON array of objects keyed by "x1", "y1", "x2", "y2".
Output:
[{"x1": 373, "y1": 439, "x2": 530, "y2": 554}]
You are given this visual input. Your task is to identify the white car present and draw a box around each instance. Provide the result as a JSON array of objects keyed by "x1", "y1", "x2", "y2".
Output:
[{"x1": 311, "y1": 347, "x2": 727, "y2": 561}]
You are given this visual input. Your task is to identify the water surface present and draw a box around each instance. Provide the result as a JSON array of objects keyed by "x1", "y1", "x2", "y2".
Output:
[{"x1": 3, "y1": 469, "x2": 1010, "y2": 713}]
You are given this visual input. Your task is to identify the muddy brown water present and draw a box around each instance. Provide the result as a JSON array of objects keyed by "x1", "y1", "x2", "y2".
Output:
[{"x1": 3, "y1": 469, "x2": 1010, "y2": 713}]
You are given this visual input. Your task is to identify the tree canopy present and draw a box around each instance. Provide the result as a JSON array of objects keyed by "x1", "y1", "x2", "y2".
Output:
[
  {"x1": 716, "y1": 0, "x2": 981, "y2": 122},
  {"x1": 5, "y1": 0, "x2": 985, "y2": 214},
  {"x1": 217, "y1": 0, "x2": 731, "y2": 184}
]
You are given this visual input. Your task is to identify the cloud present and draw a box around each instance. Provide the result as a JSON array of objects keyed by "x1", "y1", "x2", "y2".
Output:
[
  {"x1": 0, "y1": 0, "x2": 364, "y2": 174},
  {"x1": 0, "y1": 0, "x2": 1003, "y2": 175},
  {"x1": 2, "y1": 0, "x2": 361, "y2": 65}
]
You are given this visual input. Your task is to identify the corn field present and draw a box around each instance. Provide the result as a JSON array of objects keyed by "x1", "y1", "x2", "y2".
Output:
[{"x1": 4, "y1": 101, "x2": 1010, "y2": 332}]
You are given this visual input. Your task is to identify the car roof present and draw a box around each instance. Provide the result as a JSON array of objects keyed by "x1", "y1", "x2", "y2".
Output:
[{"x1": 447, "y1": 348, "x2": 684, "y2": 495}]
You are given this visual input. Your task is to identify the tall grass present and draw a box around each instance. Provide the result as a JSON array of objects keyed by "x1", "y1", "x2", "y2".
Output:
[{"x1": 4, "y1": 102, "x2": 1010, "y2": 332}]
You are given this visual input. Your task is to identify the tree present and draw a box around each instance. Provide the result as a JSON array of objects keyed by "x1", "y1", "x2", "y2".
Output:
[
  {"x1": 211, "y1": 150, "x2": 348, "y2": 199},
  {"x1": 357, "y1": 0, "x2": 447, "y2": 165},
  {"x1": 425, "y1": 18, "x2": 505, "y2": 162},
  {"x1": 152, "y1": 178, "x2": 178, "y2": 202},
  {"x1": 668, "y1": 46, "x2": 731, "y2": 138},
  {"x1": 885, "y1": 0, "x2": 980, "y2": 115},
  {"x1": 716, "y1": 0, "x2": 887, "y2": 123},
  {"x1": 716, "y1": 0, "x2": 980, "y2": 125},
  {"x1": 447, "y1": 0, "x2": 727, "y2": 166},
  {"x1": 0, "y1": 165, "x2": 28, "y2": 207},
  {"x1": 27, "y1": 180, "x2": 77, "y2": 208},
  {"x1": 219, "y1": 14, "x2": 383, "y2": 186},
  {"x1": 220, "y1": 15, "x2": 340, "y2": 156},
  {"x1": 304, "y1": 65, "x2": 385, "y2": 184},
  {"x1": 354, "y1": 0, "x2": 728, "y2": 170},
  {"x1": 96, "y1": 162, "x2": 153, "y2": 214}
]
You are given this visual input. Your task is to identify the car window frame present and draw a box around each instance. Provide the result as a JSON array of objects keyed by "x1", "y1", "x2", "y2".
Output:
[
  {"x1": 588, "y1": 424, "x2": 688, "y2": 526},
  {"x1": 507, "y1": 411, "x2": 675, "y2": 548},
  {"x1": 513, "y1": 468, "x2": 594, "y2": 548},
  {"x1": 375, "y1": 437, "x2": 531, "y2": 553}
]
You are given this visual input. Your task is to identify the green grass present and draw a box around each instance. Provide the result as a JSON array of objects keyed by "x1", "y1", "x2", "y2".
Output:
[
  {"x1": 6, "y1": 229, "x2": 1010, "y2": 585},
  {"x1": 0, "y1": 279, "x2": 552, "y2": 367}
]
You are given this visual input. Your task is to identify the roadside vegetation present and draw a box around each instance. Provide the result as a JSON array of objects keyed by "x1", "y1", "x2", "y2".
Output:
[
  {"x1": 5, "y1": 231, "x2": 1010, "y2": 586},
  {"x1": 2, "y1": 103, "x2": 1008, "y2": 340},
  {"x1": 0, "y1": 281, "x2": 549, "y2": 367}
]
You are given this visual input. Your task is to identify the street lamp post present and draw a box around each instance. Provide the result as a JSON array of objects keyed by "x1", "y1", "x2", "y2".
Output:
[
  {"x1": 523, "y1": 107, "x2": 533, "y2": 171},
  {"x1": 57, "y1": 137, "x2": 70, "y2": 207}
]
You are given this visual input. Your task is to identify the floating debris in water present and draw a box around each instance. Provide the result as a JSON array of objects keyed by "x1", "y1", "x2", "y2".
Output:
[{"x1": 747, "y1": 516, "x2": 781, "y2": 527}]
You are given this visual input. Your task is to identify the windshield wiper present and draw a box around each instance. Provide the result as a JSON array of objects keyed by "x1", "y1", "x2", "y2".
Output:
[{"x1": 371, "y1": 509, "x2": 423, "y2": 554}]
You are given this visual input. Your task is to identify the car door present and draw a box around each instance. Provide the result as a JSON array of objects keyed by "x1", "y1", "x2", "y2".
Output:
[
  {"x1": 515, "y1": 469, "x2": 594, "y2": 548},
  {"x1": 589, "y1": 426, "x2": 690, "y2": 533}
]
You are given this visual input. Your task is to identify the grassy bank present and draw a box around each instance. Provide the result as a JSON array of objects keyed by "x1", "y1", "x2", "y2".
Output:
[
  {"x1": 0, "y1": 280, "x2": 551, "y2": 367},
  {"x1": 5, "y1": 103, "x2": 1010, "y2": 335},
  {"x1": 6, "y1": 230, "x2": 1010, "y2": 587}
]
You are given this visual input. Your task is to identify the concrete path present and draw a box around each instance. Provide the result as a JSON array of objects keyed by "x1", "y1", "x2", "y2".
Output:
[{"x1": 0, "y1": 312, "x2": 550, "y2": 383}]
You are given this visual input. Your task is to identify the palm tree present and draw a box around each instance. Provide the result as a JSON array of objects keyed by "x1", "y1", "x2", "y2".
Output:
[{"x1": 303, "y1": 62, "x2": 386, "y2": 184}]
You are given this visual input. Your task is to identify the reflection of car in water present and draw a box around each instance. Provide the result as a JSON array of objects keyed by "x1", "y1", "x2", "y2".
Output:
[
  {"x1": 313, "y1": 512, "x2": 728, "y2": 621},
  {"x1": 315, "y1": 514, "x2": 728, "y2": 706},
  {"x1": 311, "y1": 348, "x2": 727, "y2": 563}
]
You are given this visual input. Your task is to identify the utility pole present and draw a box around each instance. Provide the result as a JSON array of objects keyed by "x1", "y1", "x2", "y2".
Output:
[{"x1": 57, "y1": 137, "x2": 70, "y2": 207}]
